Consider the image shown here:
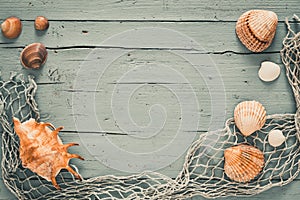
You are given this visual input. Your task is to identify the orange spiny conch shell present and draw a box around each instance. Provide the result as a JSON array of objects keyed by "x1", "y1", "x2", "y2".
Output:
[
  {"x1": 13, "y1": 117, "x2": 84, "y2": 190},
  {"x1": 20, "y1": 43, "x2": 48, "y2": 69},
  {"x1": 1, "y1": 16, "x2": 22, "y2": 39},
  {"x1": 35, "y1": 16, "x2": 49, "y2": 31},
  {"x1": 224, "y1": 144, "x2": 264, "y2": 183},
  {"x1": 236, "y1": 10, "x2": 278, "y2": 52},
  {"x1": 234, "y1": 101, "x2": 266, "y2": 136}
]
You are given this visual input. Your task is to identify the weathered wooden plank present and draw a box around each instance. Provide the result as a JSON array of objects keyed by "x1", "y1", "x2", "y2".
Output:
[
  {"x1": 0, "y1": 21, "x2": 292, "y2": 53},
  {"x1": 0, "y1": 48, "x2": 295, "y2": 131},
  {"x1": 0, "y1": 182, "x2": 16, "y2": 200},
  {"x1": 0, "y1": 0, "x2": 298, "y2": 21},
  {"x1": 0, "y1": 131, "x2": 198, "y2": 179}
]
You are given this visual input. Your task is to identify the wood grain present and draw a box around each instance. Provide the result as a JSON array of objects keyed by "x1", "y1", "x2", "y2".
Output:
[
  {"x1": 0, "y1": 0, "x2": 298, "y2": 21},
  {"x1": 0, "y1": 21, "x2": 292, "y2": 53},
  {"x1": 0, "y1": 48, "x2": 295, "y2": 129}
]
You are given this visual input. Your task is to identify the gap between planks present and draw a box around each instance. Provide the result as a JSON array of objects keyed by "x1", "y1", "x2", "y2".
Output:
[
  {"x1": 1, "y1": 19, "x2": 299, "y2": 23},
  {"x1": 0, "y1": 45, "x2": 281, "y2": 55}
]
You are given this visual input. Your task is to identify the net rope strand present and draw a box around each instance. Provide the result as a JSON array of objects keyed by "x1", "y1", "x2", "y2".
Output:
[{"x1": 1, "y1": 15, "x2": 300, "y2": 199}]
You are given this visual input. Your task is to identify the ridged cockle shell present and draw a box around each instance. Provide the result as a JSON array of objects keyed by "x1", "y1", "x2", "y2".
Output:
[
  {"x1": 224, "y1": 144, "x2": 264, "y2": 183},
  {"x1": 13, "y1": 117, "x2": 84, "y2": 189},
  {"x1": 234, "y1": 101, "x2": 267, "y2": 136},
  {"x1": 236, "y1": 10, "x2": 278, "y2": 52}
]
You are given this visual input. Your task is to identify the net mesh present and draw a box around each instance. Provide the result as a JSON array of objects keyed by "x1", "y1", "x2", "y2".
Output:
[{"x1": 1, "y1": 15, "x2": 300, "y2": 199}]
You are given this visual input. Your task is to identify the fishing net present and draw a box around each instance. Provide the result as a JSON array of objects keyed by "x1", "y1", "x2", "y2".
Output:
[
  {"x1": 282, "y1": 15, "x2": 300, "y2": 112},
  {"x1": 1, "y1": 15, "x2": 300, "y2": 199}
]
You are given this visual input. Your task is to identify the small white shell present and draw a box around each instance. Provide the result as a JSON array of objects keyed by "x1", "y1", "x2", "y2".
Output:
[
  {"x1": 258, "y1": 61, "x2": 281, "y2": 82},
  {"x1": 268, "y1": 130, "x2": 285, "y2": 147}
]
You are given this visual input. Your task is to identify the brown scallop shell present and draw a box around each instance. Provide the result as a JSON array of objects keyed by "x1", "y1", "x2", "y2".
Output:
[
  {"x1": 13, "y1": 117, "x2": 84, "y2": 190},
  {"x1": 1, "y1": 16, "x2": 22, "y2": 39},
  {"x1": 236, "y1": 10, "x2": 278, "y2": 52},
  {"x1": 35, "y1": 16, "x2": 49, "y2": 31},
  {"x1": 234, "y1": 101, "x2": 266, "y2": 136},
  {"x1": 224, "y1": 144, "x2": 264, "y2": 183},
  {"x1": 20, "y1": 43, "x2": 48, "y2": 69}
]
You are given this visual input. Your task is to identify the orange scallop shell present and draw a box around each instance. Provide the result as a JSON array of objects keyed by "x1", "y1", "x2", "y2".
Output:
[
  {"x1": 224, "y1": 144, "x2": 264, "y2": 183},
  {"x1": 234, "y1": 101, "x2": 266, "y2": 136},
  {"x1": 1, "y1": 16, "x2": 22, "y2": 39},
  {"x1": 13, "y1": 117, "x2": 84, "y2": 189},
  {"x1": 236, "y1": 10, "x2": 278, "y2": 52}
]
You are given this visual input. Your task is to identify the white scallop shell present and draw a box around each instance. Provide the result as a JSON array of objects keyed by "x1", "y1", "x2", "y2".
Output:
[
  {"x1": 268, "y1": 130, "x2": 285, "y2": 147},
  {"x1": 234, "y1": 101, "x2": 267, "y2": 136},
  {"x1": 258, "y1": 61, "x2": 281, "y2": 82}
]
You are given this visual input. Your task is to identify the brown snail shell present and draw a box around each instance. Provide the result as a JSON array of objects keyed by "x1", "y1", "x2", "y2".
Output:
[
  {"x1": 20, "y1": 43, "x2": 48, "y2": 69},
  {"x1": 1, "y1": 16, "x2": 22, "y2": 39},
  {"x1": 35, "y1": 16, "x2": 49, "y2": 31}
]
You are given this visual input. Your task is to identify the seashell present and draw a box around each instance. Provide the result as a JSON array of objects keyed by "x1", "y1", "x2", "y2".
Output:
[
  {"x1": 224, "y1": 144, "x2": 264, "y2": 183},
  {"x1": 258, "y1": 61, "x2": 281, "y2": 82},
  {"x1": 234, "y1": 101, "x2": 266, "y2": 136},
  {"x1": 20, "y1": 43, "x2": 48, "y2": 69},
  {"x1": 1, "y1": 16, "x2": 22, "y2": 39},
  {"x1": 268, "y1": 129, "x2": 285, "y2": 147},
  {"x1": 236, "y1": 10, "x2": 278, "y2": 52},
  {"x1": 35, "y1": 16, "x2": 49, "y2": 31},
  {"x1": 13, "y1": 117, "x2": 84, "y2": 189}
]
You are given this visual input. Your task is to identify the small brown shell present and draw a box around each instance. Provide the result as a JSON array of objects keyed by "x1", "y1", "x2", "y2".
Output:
[
  {"x1": 236, "y1": 10, "x2": 278, "y2": 52},
  {"x1": 224, "y1": 144, "x2": 264, "y2": 183},
  {"x1": 13, "y1": 117, "x2": 84, "y2": 190},
  {"x1": 234, "y1": 101, "x2": 267, "y2": 136},
  {"x1": 20, "y1": 43, "x2": 48, "y2": 69},
  {"x1": 1, "y1": 16, "x2": 22, "y2": 39},
  {"x1": 35, "y1": 16, "x2": 49, "y2": 31}
]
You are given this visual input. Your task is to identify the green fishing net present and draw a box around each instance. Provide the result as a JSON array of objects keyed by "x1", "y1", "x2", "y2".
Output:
[{"x1": 1, "y1": 15, "x2": 300, "y2": 199}]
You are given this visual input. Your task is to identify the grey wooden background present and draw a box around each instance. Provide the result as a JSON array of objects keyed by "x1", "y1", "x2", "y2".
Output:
[{"x1": 0, "y1": 0, "x2": 299, "y2": 199}]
